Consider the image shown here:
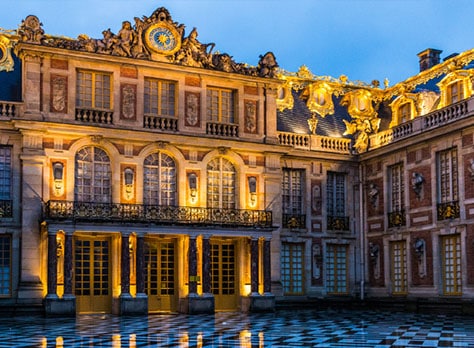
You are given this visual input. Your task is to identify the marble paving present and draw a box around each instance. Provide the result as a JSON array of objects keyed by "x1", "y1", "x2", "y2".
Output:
[{"x1": 0, "y1": 309, "x2": 474, "y2": 347}]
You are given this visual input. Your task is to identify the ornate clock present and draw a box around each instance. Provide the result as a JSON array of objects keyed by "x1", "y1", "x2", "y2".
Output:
[{"x1": 144, "y1": 22, "x2": 181, "y2": 55}]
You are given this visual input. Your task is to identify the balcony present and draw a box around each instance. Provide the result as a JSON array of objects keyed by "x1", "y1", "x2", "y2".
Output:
[
  {"x1": 0, "y1": 101, "x2": 21, "y2": 118},
  {"x1": 75, "y1": 108, "x2": 113, "y2": 125},
  {"x1": 388, "y1": 210, "x2": 406, "y2": 228},
  {"x1": 277, "y1": 132, "x2": 352, "y2": 154},
  {"x1": 370, "y1": 98, "x2": 472, "y2": 149},
  {"x1": 206, "y1": 122, "x2": 239, "y2": 137},
  {"x1": 144, "y1": 115, "x2": 178, "y2": 132},
  {"x1": 44, "y1": 201, "x2": 272, "y2": 229},
  {"x1": 437, "y1": 201, "x2": 460, "y2": 221},
  {"x1": 327, "y1": 215, "x2": 350, "y2": 231},
  {"x1": 0, "y1": 200, "x2": 12, "y2": 218}
]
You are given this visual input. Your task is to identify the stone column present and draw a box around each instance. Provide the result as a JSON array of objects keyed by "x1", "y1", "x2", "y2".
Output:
[
  {"x1": 264, "y1": 86, "x2": 279, "y2": 144},
  {"x1": 251, "y1": 238, "x2": 259, "y2": 294},
  {"x1": 46, "y1": 231, "x2": 58, "y2": 298},
  {"x1": 121, "y1": 233, "x2": 130, "y2": 295},
  {"x1": 188, "y1": 236, "x2": 198, "y2": 294},
  {"x1": 136, "y1": 234, "x2": 145, "y2": 295},
  {"x1": 44, "y1": 228, "x2": 75, "y2": 316},
  {"x1": 23, "y1": 54, "x2": 43, "y2": 119},
  {"x1": 202, "y1": 236, "x2": 211, "y2": 294},
  {"x1": 263, "y1": 238, "x2": 272, "y2": 294},
  {"x1": 63, "y1": 231, "x2": 73, "y2": 297},
  {"x1": 18, "y1": 150, "x2": 45, "y2": 301}
]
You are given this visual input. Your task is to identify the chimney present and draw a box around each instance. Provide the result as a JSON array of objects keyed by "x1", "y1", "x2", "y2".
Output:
[{"x1": 417, "y1": 48, "x2": 443, "y2": 72}]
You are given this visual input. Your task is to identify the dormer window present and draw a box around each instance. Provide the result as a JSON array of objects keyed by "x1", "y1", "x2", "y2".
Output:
[
  {"x1": 447, "y1": 80, "x2": 464, "y2": 104},
  {"x1": 399, "y1": 102, "x2": 411, "y2": 123},
  {"x1": 437, "y1": 69, "x2": 473, "y2": 108}
]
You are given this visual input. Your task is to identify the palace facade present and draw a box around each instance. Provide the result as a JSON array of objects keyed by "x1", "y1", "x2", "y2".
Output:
[{"x1": 0, "y1": 6, "x2": 473, "y2": 315}]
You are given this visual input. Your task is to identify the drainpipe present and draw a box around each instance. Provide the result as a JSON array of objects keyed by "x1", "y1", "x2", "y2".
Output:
[{"x1": 359, "y1": 163, "x2": 365, "y2": 301}]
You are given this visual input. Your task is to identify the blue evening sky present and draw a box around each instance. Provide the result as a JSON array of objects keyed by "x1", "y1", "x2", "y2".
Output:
[{"x1": 1, "y1": 0, "x2": 473, "y2": 85}]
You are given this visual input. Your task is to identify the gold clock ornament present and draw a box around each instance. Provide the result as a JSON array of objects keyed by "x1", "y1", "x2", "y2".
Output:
[{"x1": 144, "y1": 22, "x2": 181, "y2": 55}]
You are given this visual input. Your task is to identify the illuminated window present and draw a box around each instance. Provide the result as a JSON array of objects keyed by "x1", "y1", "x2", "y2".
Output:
[
  {"x1": 207, "y1": 157, "x2": 235, "y2": 209},
  {"x1": 326, "y1": 244, "x2": 348, "y2": 294},
  {"x1": 441, "y1": 235, "x2": 462, "y2": 295},
  {"x1": 143, "y1": 152, "x2": 176, "y2": 206},
  {"x1": 0, "y1": 235, "x2": 11, "y2": 296},
  {"x1": 281, "y1": 243, "x2": 304, "y2": 295},
  {"x1": 207, "y1": 88, "x2": 234, "y2": 123},
  {"x1": 399, "y1": 102, "x2": 411, "y2": 123},
  {"x1": 75, "y1": 147, "x2": 111, "y2": 203},
  {"x1": 144, "y1": 78, "x2": 176, "y2": 117},
  {"x1": 76, "y1": 70, "x2": 111, "y2": 110},
  {"x1": 448, "y1": 80, "x2": 464, "y2": 104},
  {"x1": 390, "y1": 241, "x2": 407, "y2": 295}
]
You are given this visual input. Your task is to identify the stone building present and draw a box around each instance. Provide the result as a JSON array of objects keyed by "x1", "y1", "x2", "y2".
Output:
[{"x1": 0, "y1": 6, "x2": 473, "y2": 315}]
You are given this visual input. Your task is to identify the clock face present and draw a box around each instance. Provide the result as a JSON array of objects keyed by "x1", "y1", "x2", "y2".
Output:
[{"x1": 145, "y1": 23, "x2": 181, "y2": 55}]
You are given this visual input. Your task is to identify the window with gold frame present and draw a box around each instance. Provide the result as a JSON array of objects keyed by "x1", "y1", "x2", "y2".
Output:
[
  {"x1": 390, "y1": 241, "x2": 407, "y2": 295},
  {"x1": 206, "y1": 87, "x2": 235, "y2": 124},
  {"x1": 76, "y1": 70, "x2": 112, "y2": 110},
  {"x1": 144, "y1": 78, "x2": 176, "y2": 117},
  {"x1": 441, "y1": 235, "x2": 462, "y2": 296},
  {"x1": 447, "y1": 80, "x2": 464, "y2": 104}
]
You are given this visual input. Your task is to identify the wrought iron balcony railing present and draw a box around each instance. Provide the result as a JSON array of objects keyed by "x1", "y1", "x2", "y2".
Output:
[
  {"x1": 327, "y1": 215, "x2": 350, "y2": 231},
  {"x1": 388, "y1": 210, "x2": 406, "y2": 228},
  {"x1": 282, "y1": 214, "x2": 306, "y2": 229},
  {"x1": 44, "y1": 201, "x2": 272, "y2": 228},
  {"x1": 0, "y1": 200, "x2": 12, "y2": 218},
  {"x1": 437, "y1": 201, "x2": 460, "y2": 221}
]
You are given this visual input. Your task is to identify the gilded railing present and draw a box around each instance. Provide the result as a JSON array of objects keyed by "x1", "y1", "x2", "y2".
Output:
[
  {"x1": 437, "y1": 201, "x2": 460, "y2": 221},
  {"x1": 0, "y1": 200, "x2": 12, "y2": 218},
  {"x1": 282, "y1": 213, "x2": 306, "y2": 229},
  {"x1": 75, "y1": 108, "x2": 113, "y2": 124},
  {"x1": 144, "y1": 115, "x2": 178, "y2": 132},
  {"x1": 0, "y1": 101, "x2": 20, "y2": 118},
  {"x1": 388, "y1": 210, "x2": 406, "y2": 228},
  {"x1": 327, "y1": 215, "x2": 350, "y2": 231},
  {"x1": 44, "y1": 201, "x2": 272, "y2": 228}
]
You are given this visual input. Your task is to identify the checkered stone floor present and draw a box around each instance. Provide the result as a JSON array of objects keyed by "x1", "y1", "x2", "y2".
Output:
[{"x1": 0, "y1": 309, "x2": 474, "y2": 347}]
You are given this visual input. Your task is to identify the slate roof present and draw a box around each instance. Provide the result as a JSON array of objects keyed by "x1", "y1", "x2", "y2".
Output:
[{"x1": 0, "y1": 54, "x2": 21, "y2": 102}]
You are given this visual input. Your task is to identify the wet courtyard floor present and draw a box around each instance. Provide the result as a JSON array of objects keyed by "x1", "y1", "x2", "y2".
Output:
[{"x1": 1, "y1": 309, "x2": 474, "y2": 347}]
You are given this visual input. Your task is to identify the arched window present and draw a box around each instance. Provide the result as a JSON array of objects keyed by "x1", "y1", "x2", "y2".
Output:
[
  {"x1": 207, "y1": 157, "x2": 236, "y2": 209},
  {"x1": 75, "y1": 146, "x2": 111, "y2": 203},
  {"x1": 143, "y1": 152, "x2": 176, "y2": 206}
]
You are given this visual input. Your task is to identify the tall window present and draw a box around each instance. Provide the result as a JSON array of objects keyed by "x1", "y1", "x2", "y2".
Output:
[
  {"x1": 207, "y1": 88, "x2": 234, "y2": 123},
  {"x1": 281, "y1": 243, "x2": 304, "y2": 295},
  {"x1": 437, "y1": 147, "x2": 459, "y2": 220},
  {"x1": 143, "y1": 152, "x2": 177, "y2": 206},
  {"x1": 448, "y1": 80, "x2": 464, "y2": 104},
  {"x1": 207, "y1": 157, "x2": 236, "y2": 209},
  {"x1": 389, "y1": 163, "x2": 404, "y2": 212},
  {"x1": 282, "y1": 169, "x2": 304, "y2": 228},
  {"x1": 144, "y1": 78, "x2": 176, "y2": 117},
  {"x1": 388, "y1": 163, "x2": 405, "y2": 227},
  {"x1": 0, "y1": 235, "x2": 11, "y2": 296},
  {"x1": 0, "y1": 146, "x2": 12, "y2": 204},
  {"x1": 76, "y1": 70, "x2": 111, "y2": 110},
  {"x1": 75, "y1": 147, "x2": 111, "y2": 203},
  {"x1": 441, "y1": 235, "x2": 462, "y2": 295},
  {"x1": 326, "y1": 244, "x2": 348, "y2": 294},
  {"x1": 327, "y1": 172, "x2": 346, "y2": 217},
  {"x1": 390, "y1": 241, "x2": 407, "y2": 295}
]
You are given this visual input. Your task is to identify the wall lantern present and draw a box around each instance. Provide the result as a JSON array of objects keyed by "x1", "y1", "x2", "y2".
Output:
[
  {"x1": 248, "y1": 176, "x2": 257, "y2": 207},
  {"x1": 52, "y1": 162, "x2": 64, "y2": 197},
  {"x1": 124, "y1": 167, "x2": 134, "y2": 200},
  {"x1": 188, "y1": 172, "x2": 198, "y2": 204}
]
